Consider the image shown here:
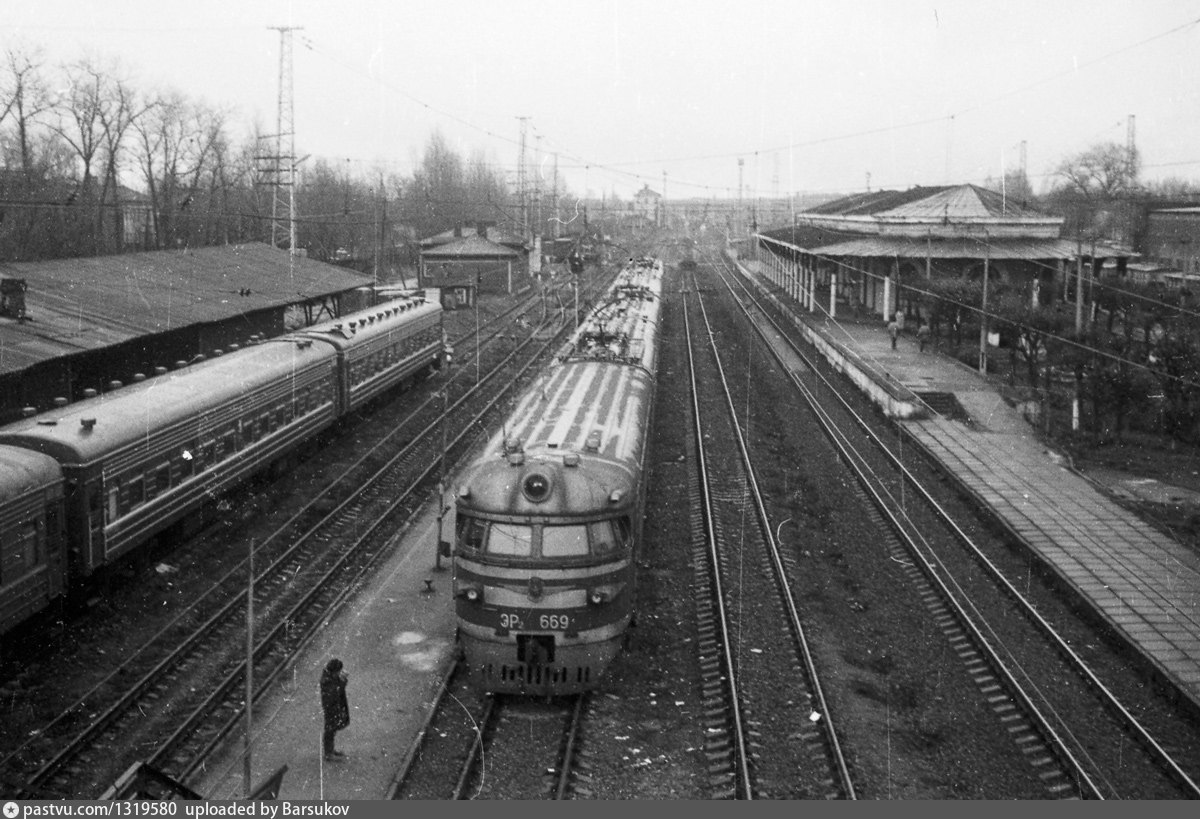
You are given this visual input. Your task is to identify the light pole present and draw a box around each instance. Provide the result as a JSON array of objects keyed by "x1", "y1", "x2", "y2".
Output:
[
  {"x1": 474, "y1": 273, "x2": 480, "y2": 385},
  {"x1": 435, "y1": 383, "x2": 449, "y2": 571}
]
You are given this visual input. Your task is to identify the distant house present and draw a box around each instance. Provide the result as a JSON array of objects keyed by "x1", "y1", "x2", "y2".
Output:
[
  {"x1": 632, "y1": 185, "x2": 662, "y2": 228},
  {"x1": 418, "y1": 225, "x2": 527, "y2": 305},
  {"x1": 1144, "y1": 208, "x2": 1200, "y2": 276}
]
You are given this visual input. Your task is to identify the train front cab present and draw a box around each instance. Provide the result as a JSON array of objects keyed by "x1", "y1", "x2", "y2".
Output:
[{"x1": 453, "y1": 505, "x2": 635, "y2": 694}]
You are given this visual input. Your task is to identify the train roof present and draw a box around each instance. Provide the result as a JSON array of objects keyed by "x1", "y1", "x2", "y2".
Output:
[
  {"x1": 0, "y1": 338, "x2": 336, "y2": 465},
  {"x1": 487, "y1": 356, "x2": 654, "y2": 467},
  {"x1": 289, "y1": 295, "x2": 441, "y2": 349},
  {"x1": 558, "y1": 257, "x2": 662, "y2": 372},
  {"x1": 0, "y1": 445, "x2": 62, "y2": 501}
]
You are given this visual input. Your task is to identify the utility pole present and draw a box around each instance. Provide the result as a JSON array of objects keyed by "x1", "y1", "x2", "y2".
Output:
[
  {"x1": 662, "y1": 170, "x2": 667, "y2": 228},
  {"x1": 978, "y1": 238, "x2": 990, "y2": 376},
  {"x1": 737, "y1": 158, "x2": 744, "y2": 235},
  {"x1": 552, "y1": 152, "x2": 560, "y2": 239},
  {"x1": 517, "y1": 117, "x2": 530, "y2": 243},
  {"x1": 1126, "y1": 114, "x2": 1137, "y2": 189},
  {"x1": 268, "y1": 26, "x2": 302, "y2": 255}
]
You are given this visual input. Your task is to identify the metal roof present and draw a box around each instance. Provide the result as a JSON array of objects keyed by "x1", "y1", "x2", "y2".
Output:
[
  {"x1": 421, "y1": 235, "x2": 523, "y2": 259},
  {"x1": 420, "y1": 226, "x2": 526, "y2": 248},
  {"x1": 807, "y1": 236, "x2": 1130, "y2": 261},
  {"x1": 0, "y1": 243, "x2": 372, "y2": 377},
  {"x1": 803, "y1": 184, "x2": 1045, "y2": 220}
]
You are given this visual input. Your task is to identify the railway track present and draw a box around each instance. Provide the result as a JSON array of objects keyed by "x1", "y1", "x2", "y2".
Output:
[
  {"x1": 680, "y1": 277, "x2": 856, "y2": 799},
  {"x1": 706, "y1": 253, "x2": 1200, "y2": 799},
  {"x1": 386, "y1": 661, "x2": 585, "y2": 799},
  {"x1": 0, "y1": 275, "x2": 614, "y2": 799}
]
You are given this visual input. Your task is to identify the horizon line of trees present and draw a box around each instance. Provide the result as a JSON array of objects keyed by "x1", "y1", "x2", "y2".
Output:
[{"x1": 0, "y1": 43, "x2": 548, "y2": 268}]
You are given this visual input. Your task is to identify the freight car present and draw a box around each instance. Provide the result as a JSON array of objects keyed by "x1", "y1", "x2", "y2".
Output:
[
  {"x1": 0, "y1": 295, "x2": 443, "y2": 637},
  {"x1": 452, "y1": 257, "x2": 663, "y2": 694}
]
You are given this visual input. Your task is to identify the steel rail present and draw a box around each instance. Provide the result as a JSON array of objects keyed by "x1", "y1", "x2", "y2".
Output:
[
  {"x1": 718, "y1": 255, "x2": 1200, "y2": 798},
  {"x1": 682, "y1": 291, "x2": 754, "y2": 799},
  {"x1": 692, "y1": 277, "x2": 857, "y2": 800}
]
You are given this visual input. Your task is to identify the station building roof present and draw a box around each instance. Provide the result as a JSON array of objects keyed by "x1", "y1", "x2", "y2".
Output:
[
  {"x1": 760, "y1": 183, "x2": 1131, "y2": 261},
  {"x1": 0, "y1": 242, "x2": 372, "y2": 377},
  {"x1": 421, "y1": 235, "x2": 523, "y2": 259}
]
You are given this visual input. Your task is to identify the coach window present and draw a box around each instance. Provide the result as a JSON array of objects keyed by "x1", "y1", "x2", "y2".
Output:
[
  {"x1": 487, "y1": 523, "x2": 534, "y2": 556},
  {"x1": 128, "y1": 476, "x2": 145, "y2": 508},
  {"x1": 541, "y1": 524, "x2": 589, "y2": 557},
  {"x1": 155, "y1": 464, "x2": 171, "y2": 495},
  {"x1": 19, "y1": 520, "x2": 40, "y2": 570}
]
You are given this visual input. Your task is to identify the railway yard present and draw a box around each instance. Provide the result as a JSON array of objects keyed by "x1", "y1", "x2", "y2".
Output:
[{"x1": 2, "y1": 240, "x2": 1200, "y2": 800}]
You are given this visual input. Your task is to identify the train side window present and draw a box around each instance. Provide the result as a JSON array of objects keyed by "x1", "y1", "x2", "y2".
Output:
[
  {"x1": 107, "y1": 486, "x2": 119, "y2": 524},
  {"x1": 154, "y1": 463, "x2": 171, "y2": 494},
  {"x1": 486, "y1": 523, "x2": 534, "y2": 556},
  {"x1": 588, "y1": 521, "x2": 618, "y2": 555},
  {"x1": 19, "y1": 520, "x2": 40, "y2": 569},
  {"x1": 128, "y1": 476, "x2": 145, "y2": 508},
  {"x1": 542, "y1": 524, "x2": 589, "y2": 557}
]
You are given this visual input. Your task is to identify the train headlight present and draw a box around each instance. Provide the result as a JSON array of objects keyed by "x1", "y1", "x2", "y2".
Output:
[
  {"x1": 522, "y1": 472, "x2": 552, "y2": 503},
  {"x1": 587, "y1": 588, "x2": 609, "y2": 606},
  {"x1": 456, "y1": 583, "x2": 483, "y2": 602}
]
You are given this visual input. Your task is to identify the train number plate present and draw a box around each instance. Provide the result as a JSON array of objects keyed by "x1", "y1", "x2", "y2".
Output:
[{"x1": 496, "y1": 611, "x2": 572, "y2": 631}]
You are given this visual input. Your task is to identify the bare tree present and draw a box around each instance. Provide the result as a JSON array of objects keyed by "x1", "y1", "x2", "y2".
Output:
[
  {"x1": 134, "y1": 90, "x2": 230, "y2": 248},
  {"x1": 1054, "y1": 141, "x2": 1140, "y2": 201},
  {"x1": 0, "y1": 44, "x2": 54, "y2": 178}
]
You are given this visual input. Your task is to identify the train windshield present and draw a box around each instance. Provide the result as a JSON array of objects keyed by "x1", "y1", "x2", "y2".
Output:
[
  {"x1": 541, "y1": 525, "x2": 588, "y2": 557},
  {"x1": 486, "y1": 523, "x2": 534, "y2": 556},
  {"x1": 457, "y1": 515, "x2": 629, "y2": 558}
]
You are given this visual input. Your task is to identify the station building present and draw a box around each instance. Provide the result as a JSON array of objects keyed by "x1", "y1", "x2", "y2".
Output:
[{"x1": 753, "y1": 184, "x2": 1132, "y2": 322}]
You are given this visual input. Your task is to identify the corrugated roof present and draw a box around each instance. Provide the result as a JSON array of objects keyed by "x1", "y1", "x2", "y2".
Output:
[
  {"x1": 421, "y1": 235, "x2": 522, "y2": 259},
  {"x1": 420, "y1": 226, "x2": 525, "y2": 248},
  {"x1": 808, "y1": 236, "x2": 1130, "y2": 261},
  {"x1": 0, "y1": 243, "x2": 371, "y2": 376},
  {"x1": 802, "y1": 184, "x2": 1047, "y2": 221}
]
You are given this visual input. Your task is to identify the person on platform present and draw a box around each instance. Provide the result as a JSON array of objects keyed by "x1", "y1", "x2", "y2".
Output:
[{"x1": 320, "y1": 658, "x2": 350, "y2": 761}]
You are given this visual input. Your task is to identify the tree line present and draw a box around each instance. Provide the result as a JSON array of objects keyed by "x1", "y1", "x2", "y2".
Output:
[{"x1": 0, "y1": 44, "x2": 524, "y2": 267}]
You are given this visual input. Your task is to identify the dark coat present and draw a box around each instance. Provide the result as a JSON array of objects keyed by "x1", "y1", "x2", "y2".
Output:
[{"x1": 320, "y1": 667, "x2": 349, "y2": 731}]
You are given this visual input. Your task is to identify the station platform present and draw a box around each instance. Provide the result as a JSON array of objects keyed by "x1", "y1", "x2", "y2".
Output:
[
  {"x1": 192, "y1": 492, "x2": 459, "y2": 801},
  {"x1": 736, "y1": 259, "x2": 1200, "y2": 712}
]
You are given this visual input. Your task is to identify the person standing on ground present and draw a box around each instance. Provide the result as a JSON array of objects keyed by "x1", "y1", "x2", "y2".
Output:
[
  {"x1": 320, "y1": 658, "x2": 350, "y2": 761},
  {"x1": 917, "y1": 321, "x2": 930, "y2": 353},
  {"x1": 888, "y1": 316, "x2": 899, "y2": 350}
]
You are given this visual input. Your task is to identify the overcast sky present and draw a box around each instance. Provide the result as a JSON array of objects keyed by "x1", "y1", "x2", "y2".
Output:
[{"x1": 5, "y1": 0, "x2": 1200, "y2": 200}]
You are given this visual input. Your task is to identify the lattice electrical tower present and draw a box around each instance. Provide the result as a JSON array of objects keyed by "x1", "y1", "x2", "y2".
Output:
[{"x1": 264, "y1": 26, "x2": 303, "y2": 253}]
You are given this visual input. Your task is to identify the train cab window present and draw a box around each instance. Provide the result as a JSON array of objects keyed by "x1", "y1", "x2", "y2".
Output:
[
  {"x1": 541, "y1": 524, "x2": 589, "y2": 557},
  {"x1": 457, "y1": 517, "x2": 487, "y2": 551},
  {"x1": 486, "y1": 523, "x2": 534, "y2": 556},
  {"x1": 588, "y1": 521, "x2": 619, "y2": 555},
  {"x1": 107, "y1": 487, "x2": 119, "y2": 524},
  {"x1": 617, "y1": 516, "x2": 633, "y2": 546}
]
